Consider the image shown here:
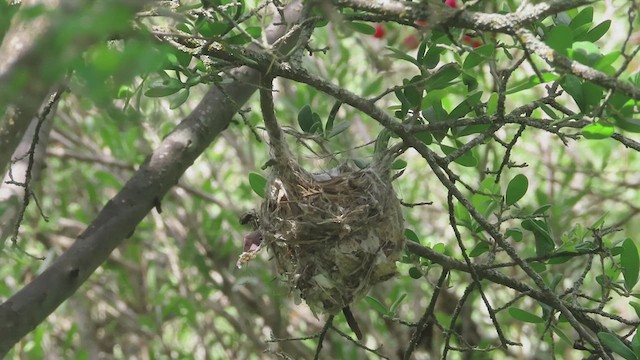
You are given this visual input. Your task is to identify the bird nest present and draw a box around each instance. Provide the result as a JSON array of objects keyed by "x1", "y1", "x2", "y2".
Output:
[{"x1": 239, "y1": 159, "x2": 405, "y2": 315}]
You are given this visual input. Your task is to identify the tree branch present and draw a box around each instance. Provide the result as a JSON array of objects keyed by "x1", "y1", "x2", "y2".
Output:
[{"x1": 0, "y1": 0, "x2": 305, "y2": 355}]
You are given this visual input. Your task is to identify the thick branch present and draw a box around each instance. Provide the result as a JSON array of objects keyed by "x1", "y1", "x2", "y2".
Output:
[{"x1": 0, "y1": 1, "x2": 304, "y2": 355}]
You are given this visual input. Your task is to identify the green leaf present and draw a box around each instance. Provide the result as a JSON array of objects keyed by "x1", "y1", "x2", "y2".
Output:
[
  {"x1": 432, "y1": 243, "x2": 446, "y2": 253},
  {"x1": 425, "y1": 63, "x2": 461, "y2": 91},
  {"x1": 115, "y1": 85, "x2": 133, "y2": 99},
  {"x1": 386, "y1": 46, "x2": 420, "y2": 66},
  {"x1": 169, "y1": 88, "x2": 190, "y2": 109},
  {"x1": 533, "y1": 204, "x2": 552, "y2": 215},
  {"x1": 226, "y1": 33, "x2": 251, "y2": 45},
  {"x1": 328, "y1": 121, "x2": 350, "y2": 138},
  {"x1": 580, "y1": 20, "x2": 611, "y2": 42},
  {"x1": 448, "y1": 92, "x2": 483, "y2": 120},
  {"x1": 633, "y1": 331, "x2": 640, "y2": 356},
  {"x1": 404, "y1": 228, "x2": 420, "y2": 243},
  {"x1": 581, "y1": 122, "x2": 614, "y2": 139},
  {"x1": 621, "y1": 238, "x2": 640, "y2": 291},
  {"x1": 404, "y1": 85, "x2": 422, "y2": 108},
  {"x1": 615, "y1": 117, "x2": 640, "y2": 133},
  {"x1": 545, "y1": 25, "x2": 574, "y2": 54},
  {"x1": 297, "y1": 105, "x2": 314, "y2": 133},
  {"x1": 422, "y1": 46, "x2": 443, "y2": 69},
  {"x1": 506, "y1": 73, "x2": 559, "y2": 94},
  {"x1": 505, "y1": 174, "x2": 528, "y2": 206},
  {"x1": 629, "y1": 301, "x2": 640, "y2": 319},
  {"x1": 245, "y1": 26, "x2": 262, "y2": 38},
  {"x1": 248, "y1": 172, "x2": 267, "y2": 198},
  {"x1": 522, "y1": 219, "x2": 555, "y2": 257},
  {"x1": 462, "y1": 44, "x2": 494, "y2": 69},
  {"x1": 508, "y1": 308, "x2": 544, "y2": 323},
  {"x1": 415, "y1": 131, "x2": 433, "y2": 145},
  {"x1": 486, "y1": 92, "x2": 498, "y2": 114},
  {"x1": 353, "y1": 158, "x2": 369, "y2": 169},
  {"x1": 469, "y1": 241, "x2": 490, "y2": 257},
  {"x1": 364, "y1": 296, "x2": 389, "y2": 316},
  {"x1": 408, "y1": 267, "x2": 423, "y2": 279},
  {"x1": 597, "y1": 332, "x2": 638, "y2": 360},
  {"x1": 569, "y1": 7, "x2": 593, "y2": 31},
  {"x1": 391, "y1": 159, "x2": 408, "y2": 170},
  {"x1": 530, "y1": 262, "x2": 547, "y2": 273},
  {"x1": 389, "y1": 293, "x2": 407, "y2": 314},
  {"x1": 441, "y1": 144, "x2": 477, "y2": 167},
  {"x1": 348, "y1": 21, "x2": 376, "y2": 35},
  {"x1": 506, "y1": 228, "x2": 523, "y2": 242},
  {"x1": 552, "y1": 325, "x2": 573, "y2": 345},
  {"x1": 145, "y1": 78, "x2": 183, "y2": 97}
]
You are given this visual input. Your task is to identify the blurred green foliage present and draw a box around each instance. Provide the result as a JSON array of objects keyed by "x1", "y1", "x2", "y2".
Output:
[{"x1": 2, "y1": 0, "x2": 640, "y2": 359}]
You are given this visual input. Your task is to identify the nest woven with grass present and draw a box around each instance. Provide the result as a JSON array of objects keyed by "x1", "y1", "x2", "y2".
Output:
[
  {"x1": 259, "y1": 160, "x2": 404, "y2": 315},
  {"x1": 237, "y1": 79, "x2": 405, "y2": 315}
]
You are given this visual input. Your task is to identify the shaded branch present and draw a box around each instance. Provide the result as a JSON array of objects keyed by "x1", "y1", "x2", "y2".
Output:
[{"x1": 0, "y1": 0, "x2": 305, "y2": 355}]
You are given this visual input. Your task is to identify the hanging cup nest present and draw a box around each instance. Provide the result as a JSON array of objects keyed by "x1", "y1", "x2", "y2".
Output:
[{"x1": 238, "y1": 79, "x2": 405, "y2": 315}]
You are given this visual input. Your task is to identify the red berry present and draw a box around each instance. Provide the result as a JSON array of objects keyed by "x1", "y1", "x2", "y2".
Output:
[
  {"x1": 403, "y1": 35, "x2": 420, "y2": 50},
  {"x1": 373, "y1": 24, "x2": 385, "y2": 39},
  {"x1": 463, "y1": 35, "x2": 482, "y2": 48},
  {"x1": 415, "y1": 20, "x2": 427, "y2": 27},
  {"x1": 444, "y1": 0, "x2": 458, "y2": 8}
]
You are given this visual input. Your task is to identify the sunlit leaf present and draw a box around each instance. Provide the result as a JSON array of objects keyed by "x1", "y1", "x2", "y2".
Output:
[
  {"x1": 579, "y1": 20, "x2": 611, "y2": 42},
  {"x1": 545, "y1": 25, "x2": 573, "y2": 54},
  {"x1": 581, "y1": 122, "x2": 614, "y2": 139}
]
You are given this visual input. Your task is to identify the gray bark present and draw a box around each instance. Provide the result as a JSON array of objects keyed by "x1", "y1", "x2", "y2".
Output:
[
  {"x1": 0, "y1": 0, "x2": 303, "y2": 355},
  {"x1": 0, "y1": 91, "x2": 56, "y2": 248}
]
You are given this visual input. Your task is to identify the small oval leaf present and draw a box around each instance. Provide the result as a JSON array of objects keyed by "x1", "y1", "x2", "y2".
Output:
[
  {"x1": 506, "y1": 174, "x2": 529, "y2": 206},
  {"x1": 408, "y1": 267, "x2": 423, "y2": 279},
  {"x1": 582, "y1": 122, "x2": 614, "y2": 139},
  {"x1": 248, "y1": 172, "x2": 267, "y2": 198},
  {"x1": 506, "y1": 228, "x2": 523, "y2": 242},
  {"x1": 298, "y1": 105, "x2": 314, "y2": 133},
  {"x1": 391, "y1": 159, "x2": 407, "y2": 170},
  {"x1": 404, "y1": 228, "x2": 420, "y2": 243}
]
